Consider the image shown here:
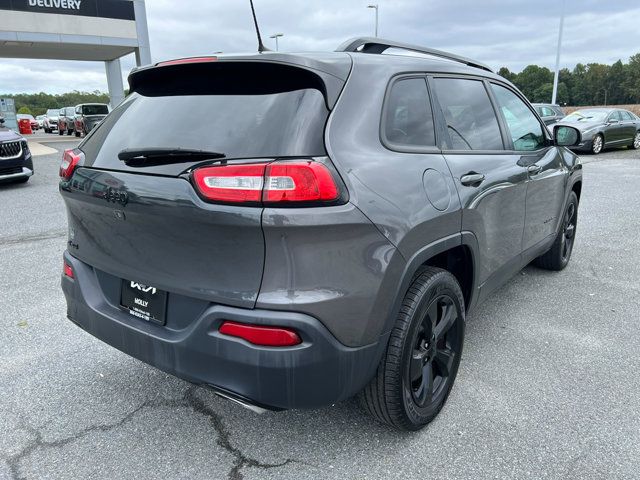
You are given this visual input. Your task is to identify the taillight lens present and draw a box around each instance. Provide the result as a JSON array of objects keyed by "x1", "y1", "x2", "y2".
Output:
[
  {"x1": 63, "y1": 261, "x2": 74, "y2": 278},
  {"x1": 157, "y1": 56, "x2": 218, "y2": 66},
  {"x1": 59, "y1": 149, "x2": 84, "y2": 180},
  {"x1": 193, "y1": 164, "x2": 266, "y2": 204},
  {"x1": 193, "y1": 160, "x2": 341, "y2": 206},
  {"x1": 219, "y1": 321, "x2": 302, "y2": 347}
]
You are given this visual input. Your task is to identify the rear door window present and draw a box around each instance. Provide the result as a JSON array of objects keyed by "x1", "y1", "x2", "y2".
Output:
[
  {"x1": 383, "y1": 77, "x2": 436, "y2": 147},
  {"x1": 620, "y1": 111, "x2": 633, "y2": 121},
  {"x1": 433, "y1": 78, "x2": 504, "y2": 151},
  {"x1": 82, "y1": 105, "x2": 109, "y2": 115},
  {"x1": 490, "y1": 84, "x2": 546, "y2": 151}
]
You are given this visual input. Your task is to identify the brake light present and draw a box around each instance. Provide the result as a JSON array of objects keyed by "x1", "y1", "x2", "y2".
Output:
[
  {"x1": 59, "y1": 149, "x2": 83, "y2": 180},
  {"x1": 193, "y1": 164, "x2": 266, "y2": 203},
  {"x1": 63, "y1": 261, "x2": 74, "y2": 278},
  {"x1": 157, "y1": 57, "x2": 218, "y2": 66},
  {"x1": 193, "y1": 160, "x2": 341, "y2": 205},
  {"x1": 219, "y1": 321, "x2": 301, "y2": 347}
]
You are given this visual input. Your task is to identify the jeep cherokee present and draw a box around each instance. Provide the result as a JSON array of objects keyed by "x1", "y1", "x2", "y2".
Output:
[{"x1": 59, "y1": 38, "x2": 583, "y2": 431}]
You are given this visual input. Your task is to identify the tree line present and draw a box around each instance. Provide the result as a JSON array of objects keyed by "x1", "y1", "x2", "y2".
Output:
[
  {"x1": 1, "y1": 90, "x2": 110, "y2": 117},
  {"x1": 498, "y1": 53, "x2": 640, "y2": 106}
]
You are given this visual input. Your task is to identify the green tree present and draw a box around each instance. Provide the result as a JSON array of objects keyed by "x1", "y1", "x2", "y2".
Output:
[
  {"x1": 17, "y1": 106, "x2": 33, "y2": 115},
  {"x1": 623, "y1": 53, "x2": 640, "y2": 103}
]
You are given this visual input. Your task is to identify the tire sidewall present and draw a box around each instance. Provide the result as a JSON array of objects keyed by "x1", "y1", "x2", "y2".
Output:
[
  {"x1": 592, "y1": 134, "x2": 603, "y2": 154},
  {"x1": 399, "y1": 274, "x2": 465, "y2": 428}
]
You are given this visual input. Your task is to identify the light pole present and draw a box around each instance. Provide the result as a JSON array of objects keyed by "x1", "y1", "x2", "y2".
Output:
[
  {"x1": 270, "y1": 33, "x2": 283, "y2": 51},
  {"x1": 551, "y1": 0, "x2": 565, "y2": 105},
  {"x1": 367, "y1": 4, "x2": 379, "y2": 37}
]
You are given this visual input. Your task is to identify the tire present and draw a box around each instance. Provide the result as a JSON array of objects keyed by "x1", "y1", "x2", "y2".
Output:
[
  {"x1": 44, "y1": 128, "x2": 50, "y2": 134},
  {"x1": 535, "y1": 191, "x2": 578, "y2": 271},
  {"x1": 591, "y1": 134, "x2": 603, "y2": 154},
  {"x1": 75, "y1": 130, "x2": 81, "y2": 137},
  {"x1": 359, "y1": 267, "x2": 465, "y2": 431},
  {"x1": 67, "y1": 129, "x2": 73, "y2": 136},
  {"x1": 58, "y1": 127, "x2": 64, "y2": 136},
  {"x1": 629, "y1": 131, "x2": 640, "y2": 150}
]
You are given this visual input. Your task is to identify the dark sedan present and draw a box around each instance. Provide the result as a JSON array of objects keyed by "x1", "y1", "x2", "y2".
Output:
[{"x1": 557, "y1": 108, "x2": 640, "y2": 154}]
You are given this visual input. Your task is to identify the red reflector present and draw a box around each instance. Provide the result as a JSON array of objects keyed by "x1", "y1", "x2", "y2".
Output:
[
  {"x1": 59, "y1": 149, "x2": 83, "y2": 180},
  {"x1": 193, "y1": 164, "x2": 266, "y2": 203},
  {"x1": 264, "y1": 161, "x2": 339, "y2": 203},
  {"x1": 157, "y1": 57, "x2": 218, "y2": 66},
  {"x1": 219, "y1": 321, "x2": 301, "y2": 347},
  {"x1": 63, "y1": 261, "x2": 74, "y2": 278}
]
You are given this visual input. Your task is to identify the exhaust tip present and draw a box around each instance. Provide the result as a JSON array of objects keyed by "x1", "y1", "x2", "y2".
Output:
[{"x1": 206, "y1": 385, "x2": 280, "y2": 414}]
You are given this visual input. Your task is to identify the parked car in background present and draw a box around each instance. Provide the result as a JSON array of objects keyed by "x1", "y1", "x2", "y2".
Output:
[
  {"x1": 0, "y1": 117, "x2": 33, "y2": 184},
  {"x1": 59, "y1": 38, "x2": 584, "y2": 431},
  {"x1": 58, "y1": 107, "x2": 76, "y2": 136},
  {"x1": 533, "y1": 103, "x2": 565, "y2": 126},
  {"x1": 556, "y1": 108, "x2": 640, "y2": 154},
  {"x1": 17, "y1": 114, "x2": 39, "y2": 131},
  {"x1": 36, "y1": 115, "x2": 46, "y2": 129},
  {"x1": 44, "y1": 108, "x2": 60, "y2": 133},
  {"x1": 73, "y1": 103, "x2": 109, "y2": 137}
]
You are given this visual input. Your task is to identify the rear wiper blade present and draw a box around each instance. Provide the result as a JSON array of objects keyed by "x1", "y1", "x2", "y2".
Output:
[{"x1": 118, "y1": 147, "x2": 225, "y2": 166}]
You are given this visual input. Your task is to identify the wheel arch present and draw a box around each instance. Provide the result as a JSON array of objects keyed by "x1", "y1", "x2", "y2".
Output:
[{"x1": 381, "y1": 232, "x2": 480, "y2": 337}]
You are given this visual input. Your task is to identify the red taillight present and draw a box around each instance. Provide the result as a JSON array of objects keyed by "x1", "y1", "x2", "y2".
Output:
[
  {"x1": 193, "y1": 160, "x2": 340, "y2": 205},
  {"x1": 193, "y1": 164, "x2": 266, "y2": 204},
  {"x1": 59, "y1": 149, "x2": 83, "y2": 180},
  {"x1": 219, "y1": 321, "x2": 302, "y2": 347},
  {"x1": 157, "y1": 57, "x2": 218, "y2": 66},
  {"x1": 264, "y1": 161, "x2": 339, "y2": 203},
  {"x1": 63, "y1": 261, "x2": 74, "y2": 278}
]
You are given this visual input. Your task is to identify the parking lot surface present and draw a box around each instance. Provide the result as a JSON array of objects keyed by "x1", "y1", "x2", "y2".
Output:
[{"x1": 1, "y1": 141, "x2": 639, "y2": 479}]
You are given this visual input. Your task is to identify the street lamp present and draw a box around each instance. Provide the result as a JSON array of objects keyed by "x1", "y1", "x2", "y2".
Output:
[
  {"x1": 269, "y1": 33, "x2": 284, "y2": 51},
  {"x1": 551, "y1": 0, "x2": 565, "y2": 105},
  {"x1": 367, "y1": 4, "x2": 379, "y2": 37}
]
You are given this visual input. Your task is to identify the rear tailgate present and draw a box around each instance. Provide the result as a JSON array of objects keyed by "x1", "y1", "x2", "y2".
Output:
[{"x1": 62, "y1": 169, "x2": 263, "y2": 307}]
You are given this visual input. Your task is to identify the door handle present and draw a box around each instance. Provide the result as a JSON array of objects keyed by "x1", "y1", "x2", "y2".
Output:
[
  {"x1": 460, "y1": 173, "x2": 485, "y2": 186},
  {"x1": 527, "y1": 164, "x2": 542, "y2": 175}
]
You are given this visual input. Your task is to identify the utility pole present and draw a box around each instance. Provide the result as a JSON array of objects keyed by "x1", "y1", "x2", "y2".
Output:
[
  {"x1": 269, "y1": 33, "x2": 283, "y2": 51},
  {"x1": 367, "y1": 4, "x2": 379, "y2": 37},
  {"x1": 551, "y1": 0, "x2": 565, "y2": 104}
]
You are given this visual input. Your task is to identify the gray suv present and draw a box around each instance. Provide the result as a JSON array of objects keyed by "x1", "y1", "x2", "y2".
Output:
[{"x1": 59, "y1": 38, "x2": 583, "y2": 431}]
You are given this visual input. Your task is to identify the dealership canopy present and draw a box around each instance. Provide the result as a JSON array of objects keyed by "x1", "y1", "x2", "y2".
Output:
[{"x1": 0, "y1": 0, "x2": 152, "y2": 106}]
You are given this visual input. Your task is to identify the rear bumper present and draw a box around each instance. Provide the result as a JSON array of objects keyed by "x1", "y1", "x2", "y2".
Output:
[{"x1": 61, "y1": 252, "x2": 384, "y2": 410}]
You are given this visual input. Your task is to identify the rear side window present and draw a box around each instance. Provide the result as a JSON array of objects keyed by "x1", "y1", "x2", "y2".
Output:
[
  {"x1": 620, "y1": 111, "x2": 634, "y2": 120},
  {"x1": 83, "y1": 105, "x2": 108, "y2": 115},
  {"x1": 491, "y1": 84, "x2": 545, "y2": 151},
  {"x1": 433, "y1": 78, "x2": 503, "y2": 151},
  {"x1": 383, "y1": 78, "x2": 435, "y2": 147}
]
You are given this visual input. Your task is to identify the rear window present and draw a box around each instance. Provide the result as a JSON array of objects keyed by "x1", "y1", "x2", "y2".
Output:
[
  {"x1": 82, "y1": 62, "x2": 330, "y2": 169},
  {"x1": 82, "y1": 105, "x2": 109, "y2": 115}
]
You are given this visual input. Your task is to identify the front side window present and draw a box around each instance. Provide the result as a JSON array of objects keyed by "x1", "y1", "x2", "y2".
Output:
[
  {"x1": 383, "y1": 78, "x2": 435, "y2": 147},
  {"x1": 491, "y1": 84, "x2": 545, "y2": 151},
  {"x1": 433, "y1": 78, "x2": 503, "y2": 150}
]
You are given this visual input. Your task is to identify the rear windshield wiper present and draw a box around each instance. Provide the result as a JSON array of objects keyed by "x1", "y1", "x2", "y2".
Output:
[{"x1": 118, "y1": 147, "x2": 226, "y2": 167}]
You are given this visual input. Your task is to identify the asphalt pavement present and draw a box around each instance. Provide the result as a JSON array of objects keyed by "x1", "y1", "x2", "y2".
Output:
[{"x1": 1, "y1": 140, "x2": 639, "y2": 479}]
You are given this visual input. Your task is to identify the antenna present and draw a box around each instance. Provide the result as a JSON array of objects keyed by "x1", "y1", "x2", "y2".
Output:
[{"x1": 249, "y1": 0, "x2": 270, "y2": 53}]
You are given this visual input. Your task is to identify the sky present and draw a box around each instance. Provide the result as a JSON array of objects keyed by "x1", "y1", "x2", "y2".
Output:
[{"x1": 1, "y1": 0, "x2": 639, "y2": 94}]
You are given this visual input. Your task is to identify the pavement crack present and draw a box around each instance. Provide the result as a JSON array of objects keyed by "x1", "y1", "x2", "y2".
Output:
[
  {"x1": 5, "y1": 393, "x2": 189, "y2": 480},
  {"x1": 184, "y1": 388, "x2": 298, "y2": 480}
]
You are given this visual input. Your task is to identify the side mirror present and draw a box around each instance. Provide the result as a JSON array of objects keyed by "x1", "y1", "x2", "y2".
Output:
[
  {"x1": 0, "y1": 117, "x2": 5, "y2": 125},
  {"x1": 554, "y1": 125, "x2": 581, "y2": 147},
  {"x1": 608, "y1": 118, "x2": 619, "y2": 124}
]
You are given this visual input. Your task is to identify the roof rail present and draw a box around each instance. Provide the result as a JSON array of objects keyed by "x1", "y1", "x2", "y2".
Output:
[{"x1": 336, "y1": 37, "x2": 493, "y2": 73}]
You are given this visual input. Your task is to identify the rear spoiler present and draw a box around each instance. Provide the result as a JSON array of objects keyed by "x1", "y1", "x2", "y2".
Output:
[{"x1": 128, "y1": 55, "x2": 351, "y2": 109}]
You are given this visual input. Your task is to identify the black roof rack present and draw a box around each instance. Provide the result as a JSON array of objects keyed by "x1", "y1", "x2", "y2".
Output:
[{"x1": 336, "y1": 37, "x2": 493, "y2": 73}]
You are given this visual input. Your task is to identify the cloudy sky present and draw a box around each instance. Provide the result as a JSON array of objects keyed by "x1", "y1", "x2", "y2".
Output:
[{"x1": 1, "y1": 0, "x2": 639, "y2": 94}]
